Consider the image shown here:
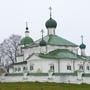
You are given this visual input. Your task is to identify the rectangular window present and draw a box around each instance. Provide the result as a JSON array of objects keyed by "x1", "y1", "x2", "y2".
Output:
[
  {"x1": 50, "y1": 65, "x2": 54, "y2": 71},
  {"x1": 79, "y1": 65, "x2": 83, "y2": 70},
  {"x1": 87, "y1": 66, "x2": 90, "y2": 70},
  {"x1": 30, "y1": 65, "x2": 34, "y2": 71},
  {"x1": 67, "y1": 66, "x2": 71, "y2": 70},
  {"x1": 23, "y1": 66, "x2": 27, "y2": 71},
  {"x1": 49, "y1": 64, "x2": 54, "y2": 72},
  {"x1": 18, "y1": 67, "x2": 21, "y2": 71},
  {"x1": 14, "y1": 68, "x2": 17, "y2": 72}
]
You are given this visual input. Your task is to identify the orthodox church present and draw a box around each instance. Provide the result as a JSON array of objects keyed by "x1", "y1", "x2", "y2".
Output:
[{"x1": 1, "y1": 7, "x2": 90, "y2": 84}]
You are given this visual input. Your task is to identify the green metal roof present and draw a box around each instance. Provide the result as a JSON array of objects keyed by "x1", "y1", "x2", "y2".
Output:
[
  {"x1": 39, "y1": 49, "x2": 85, "y2": 60},
  {"x1": 21, "y1": 36, "x2": 33, "y2": 45},
  {"x1": 36, "y1": 35, "x2": 78, "y2": 47},
  {"x1": 86, "y1": 56, "x2": 90, "y2": 60}
]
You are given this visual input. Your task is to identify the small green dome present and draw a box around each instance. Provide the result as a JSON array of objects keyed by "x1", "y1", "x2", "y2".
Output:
[
  {"x1": 45, "y1": 18, "x2": 57, "y2": 28},
  {"x1": 39, "y1": 39, "x2": 47, "y2": 46},
  {"x1": 21, "y1": 36, "x2": 33, "y2": 45},
  {"x1": 80, "y1": 43, "x2": 86, "y2": 49}
]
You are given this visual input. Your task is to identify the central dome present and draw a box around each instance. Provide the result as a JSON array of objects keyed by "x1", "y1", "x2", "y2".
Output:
[{"x1": 45, "y1": 18, "x2": 57, "y2": 28}]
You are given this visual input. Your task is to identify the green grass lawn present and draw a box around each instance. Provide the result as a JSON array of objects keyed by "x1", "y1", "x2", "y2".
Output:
[{"x1": 0, "y1": 82, "x2": 89, "y2": 90}]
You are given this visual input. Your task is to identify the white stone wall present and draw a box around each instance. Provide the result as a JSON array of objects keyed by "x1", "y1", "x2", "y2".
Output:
[
  {"x1": 27, "y1": 59, "x2": 58, "y2": 73},
  {"x1": 59, "y1": 60, "x2": 74, "y2": 73},
  {"x1": 84, "y1": 61, "x2": 90, "y2": 73},
  {"x1": 74, "y1": 60, "x2": 84, "y2": 71},
  {"x1": 17, "y1": 56, "x2": 24, "y2": 62},
  {"x1": 14, "y1": 56, "x2": 90, "y2": 74},
  {"x1": 9, "y1": 64, "x2": 27, "y2": 73},
  {"x1": 23, "y1": 48, "x2": 32, "y2": 60},
  {"x1": 1, "y1": 75, "x2": 90, "y2": 84},
  {"x1": 23, "y1": 47, "x2": 40, "y2": 60},
  {"x1": 9, "y1": 68, "x2": 13, "y2": 73}
]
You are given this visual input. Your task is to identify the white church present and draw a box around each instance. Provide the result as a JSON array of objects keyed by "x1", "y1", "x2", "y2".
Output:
[{"x1": 1, "y1": 7, "x2": 90, "y2": 84}]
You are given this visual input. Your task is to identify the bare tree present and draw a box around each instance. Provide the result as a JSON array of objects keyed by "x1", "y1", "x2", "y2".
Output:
[
  {"x1": 9, "y1": 35, "x2": 21, "y2": 62},
  {"x1": 0, "y1": 43, "x2": 5, "y2": 65},
  {"x1": 0, "y1": 34, "x2": 21, "y2": 64}
]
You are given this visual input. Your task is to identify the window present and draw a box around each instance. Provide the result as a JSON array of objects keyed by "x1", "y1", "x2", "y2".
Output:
[
  {"x1": 79, "y1": 65, "x2": 83, "y2": 70},
  {"x1": 14, "y1": 68, "x2": 17, "y2": 72},
  {"x1": 50, "y1": 64, "x2": 54, "y2": 71},
  {"x1": 23, "y1": 66, "x2": 27, "y2": 71},
  {"x1": 30, "y1": 65, "x2": 34, "y2": 71},
  {"x1": 18, "y1": 67, "x2": 21, "y2": 71},
  {"x1": 67, "y1": 65, "x2": 71, "y2": 70},
  {"x1": 87, "y1": 66, "x2": 90, "y2": 70}
]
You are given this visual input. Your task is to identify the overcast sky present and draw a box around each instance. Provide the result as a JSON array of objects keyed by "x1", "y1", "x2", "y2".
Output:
[{"x1": 0, "y1": 0, "x2": 90, "y2": 55}]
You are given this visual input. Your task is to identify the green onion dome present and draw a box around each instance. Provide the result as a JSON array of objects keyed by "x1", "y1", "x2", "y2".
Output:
[
  {"x1": 79, "y1": 43, "x2": 86, "y2": 49},
  {"x1": 21, "y1": 36, "x2": 33, "y2": 45},
  {"x1": 45, "y1": 18, "x2": 57, "y2": 28},
  {"x1": 39, "y1": 39, "x2": 47, "y2": 46}
]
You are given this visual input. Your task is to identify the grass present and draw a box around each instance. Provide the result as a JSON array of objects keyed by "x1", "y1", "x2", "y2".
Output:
[{"x1": 0, "y1": 82, "x2": 89, "y2": 90}]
